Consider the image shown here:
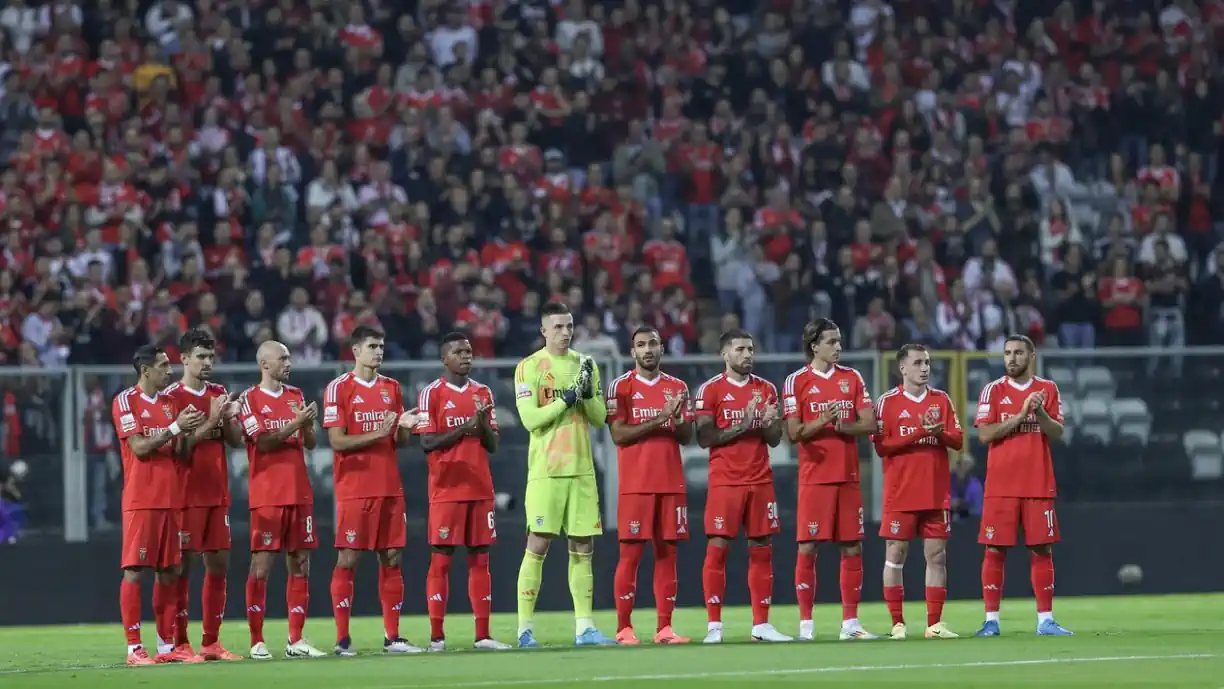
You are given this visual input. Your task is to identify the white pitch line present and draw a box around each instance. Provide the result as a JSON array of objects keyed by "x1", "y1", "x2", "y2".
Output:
[
  {"x1": 376, "y1": 652, "x2": 1219, "y2": 689},
  {"x1": 0, "y1": 651, "x2": 1214, "y2": 683}
]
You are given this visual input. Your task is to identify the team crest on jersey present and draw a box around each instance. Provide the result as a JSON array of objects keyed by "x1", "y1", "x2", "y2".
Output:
[
  {"x1": 985, "y1": 526, "x2": 994, "y2": 540},
  {"x1": 382, "y1": 390, "x2": 392, "y2": 404},
  {"x1": 713, "y1": 516, "x2": 725, "y2": 530},
  {"x1": 926, "y1": 406, "x2": 942, "y2": 421},
  {"x1": 138, "y1": 548, "x2": 147, "y2": 561},
  {"x1": 839, "y1": 380, "x2": 850, "y2": 393},
  {"x1": 628, "y1": 521, "x2": 640, "y2": 536},
  {"x1": 889, "y1": 521, "x2": 900, "y2": 535},
  {"x1": 345, "y1": 530, "x2": 356, "y2": 544},
  {"x1": 438, "y1": 526, "x2": 451, "y2": 540},
  {"x1": 263, "y1": 532, "x2": 273, "y2": 546},
  {"x1": 288, "y1": 400, "x2": 299, "y2": 411},
  {"x1": 807, "y1": 522, "x2": 819, "y2": 536},
  {"x1": 536, "y1": 516, "x2": 544, "y2": 527},
  {"x1": 162, "y1": 404, "x2": 173, "y2": 417}
]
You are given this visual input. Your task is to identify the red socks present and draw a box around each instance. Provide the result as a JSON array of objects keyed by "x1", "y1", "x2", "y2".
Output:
[
  {"x1": 614, "y1": 542, "x2": 644, "y2": 631},
  {"x1": 174, "y1": 574, "x2": 190, "y2": 645},
  {"x1": 926, "y1": 586, "x2": 947, "y2": 626},
  {"x1": 1031, "y1": 551, "x2": 1055, "y2": 614},
  {"x1": 201, "y1": 572, "x2": 227, "y2": 647},
  {"x1": 287, "y1": 575, "x2": 309, "y2": 644},
  {"x1": 840, "y1": 554, "x2": 863, "y2": 621},
  {"x1": 468, "y1": 552, "x2": 492, "y2": 640},
  {"x1": 152, "y1": 580, "x2": 177, "y2": 647},
  {"x1": 379, "y1": 565, "x2": 404, "y2": 639},
  {"x1": 702, "y1": 542, "x2": 728, "y2": 623},
  {"x1": 245, "y1": 576, "x2": 266, "y2": 645},
  {"x1": 795, "y1": 552, "x2": 816, "y2": 622},
  {"x1": 329, "y1": 567, "x2": 355, "y2": 642},
  {"x1": 747, "y1": 544, "x2": 773, "y2": 626},
  {"x1": 120, "y1": 579, "x2": 143, "y2": 646},
  {"x1": 653, "y1": 541, "x2": 678, "y2": 631},
  {"x1": 426, "y1": 552, "x2": 452, "y2": 641},
  {"x1": 884, "y1": 585, "x2": 904, "y2": 625},
  {"x1": 982, "y1": 548, "x2": 1005, "y2": 614}
]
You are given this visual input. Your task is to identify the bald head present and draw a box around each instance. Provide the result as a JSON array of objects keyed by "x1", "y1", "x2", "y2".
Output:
[
  {"x1": 257, "y1": 340, "x2": 292, "y2": 384},
  {"x1": 257, "y1": 340, "x2": 288, "y2": 363}
]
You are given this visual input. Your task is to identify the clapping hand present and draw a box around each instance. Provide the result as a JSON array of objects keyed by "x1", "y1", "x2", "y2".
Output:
[
  {"x1": 661, "y1": 393, "x2": 683, "y2": 420},
  {"x1": 176, "y1": 407, "x2": 206, "y2": 431},
  {"x1": 576, "y1": 357, "x2": 595, "y2": 399},
  {"x1": 295, "y1": 402, "x2": 319, "y2": 424},
  {"x1": 397, "y1": 408, "x2": 423, "y2": 429},
  {"x1": 761, "y1": 402, "x2": 779, "y2": 425}
]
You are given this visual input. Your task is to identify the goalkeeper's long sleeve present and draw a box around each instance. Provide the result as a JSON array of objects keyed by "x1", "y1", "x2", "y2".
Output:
[
  {"x1": 579, "y1": 395, "x2": 606, "y2": 429},
  {"x1": 517, "y1": 397, "x2": 571, "y2": 432}
]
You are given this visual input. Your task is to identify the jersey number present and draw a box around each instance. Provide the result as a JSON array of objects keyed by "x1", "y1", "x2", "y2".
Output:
[
  {"x1": 766, "y1": 501, "x2": 778, "y2": 521},
  {"x1": 675, "y1": 506, "x2": 688, "y2": 526},
  {"x1": 487, "y1": 511, "x2": 497, "y2": 531},
  {"x1": 304, "y1": 516, "x2": 313, "y2": 535},
  {"x1": 1043, "y1": 509, "x2": 1055, "y2": 537}
]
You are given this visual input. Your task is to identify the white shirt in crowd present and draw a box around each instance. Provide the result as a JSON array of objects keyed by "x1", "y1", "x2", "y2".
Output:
[
  {"x1": 249, "y1": 146, "x2": 302, "y2": 186},
  {"x1": 428, "y1": 24, "x2": 478, "y2": 66},
  {"x1": 276, "y1": 306, "x2": 328, "y2": 364}
]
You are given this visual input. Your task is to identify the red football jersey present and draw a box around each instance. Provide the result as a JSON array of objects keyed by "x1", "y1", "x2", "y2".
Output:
[
  {"x1": 239, "y1": 384, "x2": 314, "y2": 507},
  {"x1": 112, "y1": 386, "x2": 181, "y2": 511},
  {"x1": 974, "y1": 376, "x2": 1062, "y2": 499},
  {"x1": 164, "y1": 381, "x2": 231, "y2": 507},
  {"x1": 414, "y1": 377, "x2": 497, "y2": 503},
  {"x1": 694, "y1": 373, "x2": 777, "y2": 487},
  {"x1": 873, "y1": 386, "x2": 961, "y2": 512},
  {"x1": 322, "y1": 372, "x2": 405, "y2": 500},
  {"x1": 782, "y1": 364, "x2": 873, "y2": 485},
  {"x1": 606, "y1": 370, "x2": 691, "y2": 495}
]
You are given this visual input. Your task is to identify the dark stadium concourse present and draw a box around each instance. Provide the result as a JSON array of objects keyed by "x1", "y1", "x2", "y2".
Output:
[{"x1": 1, "y1": 502, "x2": 1221, "y2": 626}]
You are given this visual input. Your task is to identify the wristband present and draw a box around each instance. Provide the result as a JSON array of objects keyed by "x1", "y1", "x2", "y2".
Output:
[
  {"x1": 168, "y1": 422, "x2": 182, "y2": 436},
  {"x1": 562, "y1": 389, "x2": 578, "y2": 407}
]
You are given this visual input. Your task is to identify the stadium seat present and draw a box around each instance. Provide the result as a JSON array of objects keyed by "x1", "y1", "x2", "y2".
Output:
[
  {"x1": 1075, "y1": 367, "x2": 1117, "y2": 400},
  {"x1": 1110, "y1": 398, "x2": 1152, "y2": 445},
  {"x1": 1184, "y1": 431, "x2": 1223, "y2": 480},
  {"x1": 1076, "y1": 398, "x2": 1113, "y2": 444},
  {"x1": 1046, "y1": 366, "x2": 1075, "y2": 389}
]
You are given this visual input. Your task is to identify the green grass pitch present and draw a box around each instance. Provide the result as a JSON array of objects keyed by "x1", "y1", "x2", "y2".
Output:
[{"x1": 1, "y1": 595, "x2": 1220, "y2": 688}]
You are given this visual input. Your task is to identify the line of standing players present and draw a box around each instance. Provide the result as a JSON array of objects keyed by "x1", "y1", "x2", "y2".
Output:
[
  {"x1": 112, "y1": 325, "x2": 511, "y2": 665},
  {"x1": 607, "y1": 319, "x2": 1072, "y2": 644},
  {"x1": 111, "y1": 317, "x2": 1071, "y2": 666}
]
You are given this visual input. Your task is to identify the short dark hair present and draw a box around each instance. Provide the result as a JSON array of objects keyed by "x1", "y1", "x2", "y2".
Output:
[
  {"x1": 178, "y1": 327, "x2": 215, "y2": 355},
  {"x1": 440, "y1": 331, "x2": 469, "y2": 356},
  {"x1": 719, "y1": 328, "x2": 753, "y2": 350},
  {"x1": 897, "y1": 343, "x2": 928, "y2": 362},
  {"x1": 350, "y1": 325, "x2": 385, "y2": 346},
  {"x1": 132, "y1": 345, "x2": 165, "y2": 376},
  {"x1": 541, "y1": 302, "x2": 570, "y2": 319},
  {"x1": 630, "y1": 326, "x2": 659, "y2": 343},
  {"x1": 1005, "y1": 334, "x2": 1035, "y2": 352},
  {"x1": 802, "y1": 319, "x2": 840, "y2": 361}
]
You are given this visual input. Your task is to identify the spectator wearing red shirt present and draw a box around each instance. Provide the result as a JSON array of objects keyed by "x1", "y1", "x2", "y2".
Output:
[
  {"x1": 1099, "y1": 255, "x2": 1146, "y2": 347},
  {"x1": 678, "y1": 122, "x2": 722, "y2": 257}
]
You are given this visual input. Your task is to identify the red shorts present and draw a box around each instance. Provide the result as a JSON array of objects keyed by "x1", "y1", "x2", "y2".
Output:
[
  {"x1": 336, "y1": 497, "x2": 408, "y2": 550},
  {"x1": 121, "y1": 509, "x2": 182, "y2": 570},
  {"x1": 429, "y1": 500, "x2": 497, "y2": 548},
  {"x1": 618, "y1": 493, "x2": 689, "y2": 541},
  {"x1": 881, "y1": 509, "x2": 950, "y2": 541},
  {"x1": 704, "y1": 484, "x2": 779, "y2": 539},
  {"x1": 179, "y1": 506, "x2": 231, "y2": 552},
  {"x1": 797, "y1": 483, "x2": 864, "y2": 543},
  {"x1": 978, "y1": 497, "x2": 1060, "y2": 547},
  {"x1": 249, "y1": 504, "x2": 317, "y2": 552}
]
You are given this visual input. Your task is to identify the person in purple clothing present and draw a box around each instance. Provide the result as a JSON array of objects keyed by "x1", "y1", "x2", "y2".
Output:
[
  {"x1": 0, "y1": 461, "x2": 26, "y2": 544},
  {"x1": 951, "y1": 455, "x2": 983, "y2": 520}
]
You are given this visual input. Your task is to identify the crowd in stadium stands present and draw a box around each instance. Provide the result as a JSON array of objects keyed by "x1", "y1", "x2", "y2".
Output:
[{"x1": 0, "y1": 0, "x2": 1222, "y2": 370}]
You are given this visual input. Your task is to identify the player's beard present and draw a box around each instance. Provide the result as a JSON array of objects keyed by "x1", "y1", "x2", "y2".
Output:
[
  {"x1": 730, "y1": 360, "x2": 753, "y2": 376},
  {"x1": 635, "y1": 354, "x2": 659, "y2": 372},
  {"x1": 1005, "y1": 360, "x2": 1027, "y2": 378}
]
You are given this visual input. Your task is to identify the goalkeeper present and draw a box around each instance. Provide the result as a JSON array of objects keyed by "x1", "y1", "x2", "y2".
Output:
[{"x1": 512, "y1": 302, "x2": 616, "y2": 647}]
